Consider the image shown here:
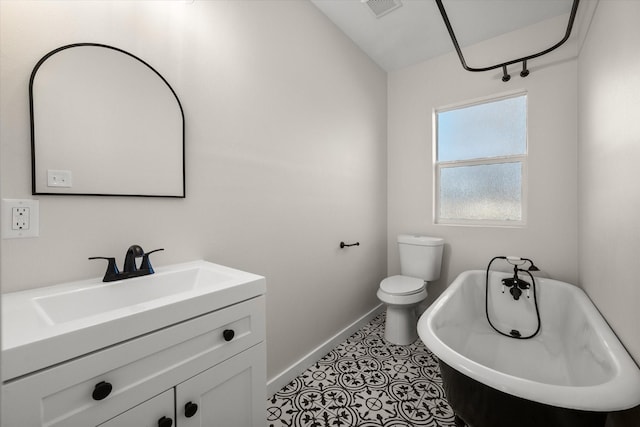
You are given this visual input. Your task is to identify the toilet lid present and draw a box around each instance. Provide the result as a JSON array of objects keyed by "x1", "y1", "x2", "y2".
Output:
[{"x1": 380, "y1": 275, "x2": 425, "y2": 296}]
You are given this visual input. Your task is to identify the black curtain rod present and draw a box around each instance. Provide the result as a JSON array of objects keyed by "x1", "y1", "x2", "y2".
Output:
[{"x1": 435, "y1": 0, "x2": 580, "y2": 81}]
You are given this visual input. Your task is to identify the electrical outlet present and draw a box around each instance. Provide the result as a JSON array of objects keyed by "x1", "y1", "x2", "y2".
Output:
[
  {"x1": 12, "y1": 207, "x2": 30, "y2": 230},
  {"x1": 2, "y1": 199, "x2": 39, "y2": 239}
]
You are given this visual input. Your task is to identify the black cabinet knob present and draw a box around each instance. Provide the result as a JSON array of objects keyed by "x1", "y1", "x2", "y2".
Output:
[
  {"x1": 223, "y1": 329, "x2": 235, "y2": 341},
  {"x1": 92, "y1": 381, "x2": 112, "y2": 401},
  {"x1": 158, "y1": 416, "x2": 173, "y2": 427},
  {"x1": 184, "y1": 401, "x2": 198, "y2": 418}
]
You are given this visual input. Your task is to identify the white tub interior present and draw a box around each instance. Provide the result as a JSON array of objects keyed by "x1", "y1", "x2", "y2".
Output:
[
  {"x1": 419, "y1": 270, "x2": 640, "y2": 411},
  {"x1": 432, "y1": 271, "x2": 613, "y2": 386}
]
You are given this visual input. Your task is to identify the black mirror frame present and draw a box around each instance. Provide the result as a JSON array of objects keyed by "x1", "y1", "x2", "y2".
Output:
[{"x1": 29, "y1": 42, "x2": 186, "y2": 198}]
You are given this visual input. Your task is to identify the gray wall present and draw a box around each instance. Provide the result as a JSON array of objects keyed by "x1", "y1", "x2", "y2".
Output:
[
  {"x1": 387, "y1": 16, "x2": 579, "y2": 307},
  {"x1": 0, "y1": 0, "x2": 388, "y2": 383},
  {"x1": 578, "y1": 0, "x2": 640, "y2": 366}
]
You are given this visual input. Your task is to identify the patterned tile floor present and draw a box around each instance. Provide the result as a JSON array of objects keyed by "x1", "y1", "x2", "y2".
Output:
[{"x1": 267, "y1": 313, "x2": 456, "y2": 427}]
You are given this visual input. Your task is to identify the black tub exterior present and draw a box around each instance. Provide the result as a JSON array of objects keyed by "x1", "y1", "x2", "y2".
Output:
[{"x1": 439, "y1": 361, "x2": 607, "y2": 427}]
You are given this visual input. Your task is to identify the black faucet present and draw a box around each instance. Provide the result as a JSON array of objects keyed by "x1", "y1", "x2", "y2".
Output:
[
  {"x1": 123, "y1": 244, "x2": 144, "y2": 273},
  {"x1": 502, "y1": 272, "x2": 529, "y2": 300},
  {"x1": 89, "y1": 245, "x2": 164, "y2": 282},
  {"x1": 501, "y1": 257, "x2": 538, "y2": 300}
]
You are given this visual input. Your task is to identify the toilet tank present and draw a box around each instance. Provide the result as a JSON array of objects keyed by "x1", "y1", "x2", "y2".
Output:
[{"x1": 397, "y1": 235, "x2": 444, "y2": 281}]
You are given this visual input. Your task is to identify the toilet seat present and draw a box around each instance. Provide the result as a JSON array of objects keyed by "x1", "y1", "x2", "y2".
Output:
[{"x1": 380, "y1": 275, "x2": 425, "y2": 296}]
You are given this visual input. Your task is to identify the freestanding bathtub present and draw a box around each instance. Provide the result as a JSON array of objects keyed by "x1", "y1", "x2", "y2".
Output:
[{"x1": 417, "y1": 270, "x2": 640, "y2": 427}]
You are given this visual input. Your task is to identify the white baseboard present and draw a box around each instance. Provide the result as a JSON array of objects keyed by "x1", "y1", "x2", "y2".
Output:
[{"x1": 267, "y1": 303, "x2": 384, "y2": 397}]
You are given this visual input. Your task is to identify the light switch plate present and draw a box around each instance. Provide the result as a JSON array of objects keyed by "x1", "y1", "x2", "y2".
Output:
[
  {"x1": 47, "y1": 170, "x2": 72, "y2": 188},
  {"x1": 2, "y1": 199, "x2": 39, "y2": 239}
]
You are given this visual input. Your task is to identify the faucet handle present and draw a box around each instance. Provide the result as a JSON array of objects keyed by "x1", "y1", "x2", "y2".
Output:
[
  {"x1": 140, "y1": 248, "x2": 164, "y2": 273},
  {"x1": 89, "y1": 257, "x2": 120, "y2": 282}
]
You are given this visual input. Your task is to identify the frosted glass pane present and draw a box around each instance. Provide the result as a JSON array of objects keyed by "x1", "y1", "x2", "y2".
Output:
[
  {"x1": 439, "y1": 163, "x2": 522, "y2": 221},
  {"x1": 437, "y1": 96, "x2": 526, "y2": 161}
]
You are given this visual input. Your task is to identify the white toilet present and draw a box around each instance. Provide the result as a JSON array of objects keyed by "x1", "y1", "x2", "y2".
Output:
[{"x1": 377, "y1": 235, "x2": 444, "y2": 345}]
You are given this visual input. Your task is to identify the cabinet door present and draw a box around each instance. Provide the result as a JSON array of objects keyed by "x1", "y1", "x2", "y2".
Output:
[
  {"x1": 99, "y1": 389, "x2": 174, "y2": 427},
  {"x1": 176, "y1": 342, "x2": 266, "y2": 427}
]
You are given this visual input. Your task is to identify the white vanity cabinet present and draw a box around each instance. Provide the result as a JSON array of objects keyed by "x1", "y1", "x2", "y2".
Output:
[{"x1": 2, "y1": 290, "x2": 266, "y2": 427}]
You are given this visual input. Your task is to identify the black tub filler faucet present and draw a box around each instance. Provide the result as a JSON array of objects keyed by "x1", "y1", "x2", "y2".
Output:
[{"x1": 500, "y1": 256, "x2": 539, "y2": 300}]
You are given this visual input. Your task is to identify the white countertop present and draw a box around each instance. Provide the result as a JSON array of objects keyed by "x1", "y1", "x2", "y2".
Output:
[{"x1": 2, "y1": 260, "x2": 265, "y2": 381}]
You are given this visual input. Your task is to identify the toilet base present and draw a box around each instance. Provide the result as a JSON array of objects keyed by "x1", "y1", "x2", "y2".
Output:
[{"x1": 383, "y1": 304, "x2": 418, "y2": 345}]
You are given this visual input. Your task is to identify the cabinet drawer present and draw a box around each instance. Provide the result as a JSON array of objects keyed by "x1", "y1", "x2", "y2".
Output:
[{"x1": 2, "y1": 296, "x2": 264, "y2": 427}]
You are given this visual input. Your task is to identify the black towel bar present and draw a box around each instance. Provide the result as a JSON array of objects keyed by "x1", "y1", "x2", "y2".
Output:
[{"x1": 340, "y1": 241, "x2": 360, "y2": 249}]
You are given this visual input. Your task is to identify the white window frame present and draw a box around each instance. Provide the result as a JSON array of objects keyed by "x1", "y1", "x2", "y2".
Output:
[{"x1": 433, "y1": 91, "x2": 528, "y2": 227}]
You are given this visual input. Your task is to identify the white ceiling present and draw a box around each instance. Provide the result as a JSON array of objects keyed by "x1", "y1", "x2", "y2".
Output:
[{"x1": 310, "y1": 0, "x2": 576, "y2": 71}]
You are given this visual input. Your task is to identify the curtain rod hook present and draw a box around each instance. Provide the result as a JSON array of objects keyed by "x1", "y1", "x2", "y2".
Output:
[
  {"x1": 502, "y1": 65, "x2": 511, "y2": 82},
  {"x1": 520, "y1": 60, "x2": 530, "y2": 78}
]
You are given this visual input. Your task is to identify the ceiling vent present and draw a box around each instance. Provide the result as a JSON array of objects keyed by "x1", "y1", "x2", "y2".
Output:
[{"x1": 363, "y1": 0, "x2": 403, "y2": 18}]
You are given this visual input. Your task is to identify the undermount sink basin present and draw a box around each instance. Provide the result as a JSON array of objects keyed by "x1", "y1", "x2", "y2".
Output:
[
  {"x1": 33, "y1": 267, "x2": 233, "y2": 325},
  {"x1": 2, "y1": 260, "x2": 265, "y2": 380}
]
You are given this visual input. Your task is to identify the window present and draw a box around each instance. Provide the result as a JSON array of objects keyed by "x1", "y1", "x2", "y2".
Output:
[{"x1": 434, "y1": 93, "x2": 527, "y2": 226}]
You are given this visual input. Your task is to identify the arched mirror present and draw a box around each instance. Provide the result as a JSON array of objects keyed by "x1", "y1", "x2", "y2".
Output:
[{"x1": 30, "y1": 43, "x2": 185, "y2": 197}]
